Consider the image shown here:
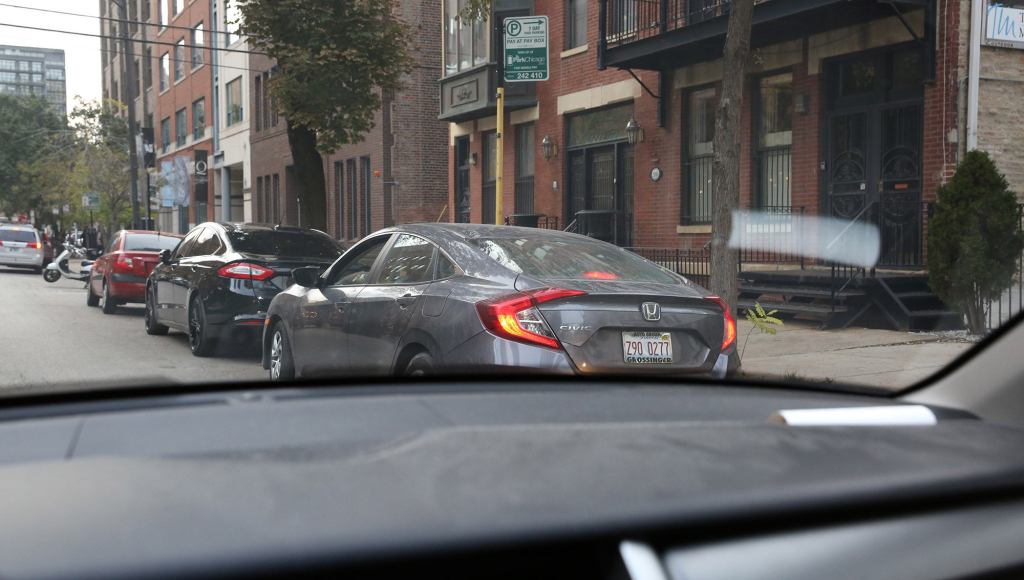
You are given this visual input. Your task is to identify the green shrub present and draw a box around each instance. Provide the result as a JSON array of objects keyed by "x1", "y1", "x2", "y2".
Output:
[{"x1": 928, "y1": 151, "x2": 1023, "y2": 333}]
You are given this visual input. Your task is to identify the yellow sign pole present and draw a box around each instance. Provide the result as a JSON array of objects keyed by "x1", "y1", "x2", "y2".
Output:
[{"x1": 495, "y1": 87, "x2": 505, "y2": 225}]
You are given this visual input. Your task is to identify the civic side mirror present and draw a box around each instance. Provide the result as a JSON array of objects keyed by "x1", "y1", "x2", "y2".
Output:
[
  {"x1": 292, "y1": 266, "x2": 322, "y2": 288},
  {"x1": 159, "y1": 249, "x2": 173, "y2": 265}
]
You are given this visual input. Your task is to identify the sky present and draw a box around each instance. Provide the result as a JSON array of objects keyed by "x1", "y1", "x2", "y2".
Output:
[{"x1": 0, "y1": 1, "x2": 103, "y2": 115}]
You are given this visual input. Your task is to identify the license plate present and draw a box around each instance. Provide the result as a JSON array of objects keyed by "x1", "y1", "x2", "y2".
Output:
[{"x1": 622, "y1": 331, "x2": 673, "y2": 364}]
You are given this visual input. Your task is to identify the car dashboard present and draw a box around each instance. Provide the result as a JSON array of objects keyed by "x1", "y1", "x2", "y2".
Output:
[{"x1": 0, "y1": 380, "x2": 1022, "y2": 579}]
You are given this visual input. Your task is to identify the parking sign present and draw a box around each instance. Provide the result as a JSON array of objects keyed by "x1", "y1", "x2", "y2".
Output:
[{"x1": 504, "y1": 16, "x2": 548, "y2": 82}]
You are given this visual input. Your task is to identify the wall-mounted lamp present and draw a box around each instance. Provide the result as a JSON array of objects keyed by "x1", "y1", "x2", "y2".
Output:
[
  {"x1": 468, "y1": 152, "x2": 478, "y2": 166},
  {"x1": 541, "y1": 135, "x2": 559, "y2": 161},
  {"x1": 625, "y1": 116, "x2": 644, "y2": 145}
]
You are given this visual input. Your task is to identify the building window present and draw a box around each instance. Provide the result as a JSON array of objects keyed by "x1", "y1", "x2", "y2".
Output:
[
  {"x1": 756, "y1": 73, "x2": 793, "y2": 209},
  {"x1": 141, "y1": 0, "x2": 151, "y2": 22},
  {"x1": 159, "y1": 0, "x2": 167, "y2": 27},
  {"x1": 175, "y1": 108, "x2": 187, "y2": 146},
  {"x1": 360, "y1": 157, "x2": 372, "y2": 236},
  {"x1": 18, "y1": 61, "x2": 28, "y2": 71},
  {"x1": 143, "y1": 48, "x2": 152, "y2": 90},
  {"x1": 191, "y1": 23, "x2": 205, "y2": 68},
  {"x1": 482, "y1": 131, "x2": 497, "y2": 224},
  {"x1": 134, "y1": 60, "x2": 141, "y2": 98},
  {"x1": 346, "y1": 159, "x2": 357, "y2": 238},
  {"x1": 160, "y1": 116, "x2": 171, "y2": 152},
  {"x1": 683, "y1": 89, "x2": 716, "y2": 225},
  {"x1": 225, "y1": 0, "x2": 241, "y2": 46},
  {"x1": 0, "y1": 72, "x2": 13, "y2": 82},
  {"x1": 0, "y1": 60, "x2": 14, "y2": 70},
  {"x1": 30, "y1": 61, "x2": 41, "y2": 72},
  {"x1": 255, "y1": 176, "x2": 264, "y2": 222},
  {"x1": 444, "y1": 0, "x2": 489, "y2": 76},
  {"x1": 272, "y1": 174, "x2": 281, "y2": 224},
  {"x1": 173, "y1": 0, "x2": 183, "y2": 16},
  {"x1": 192, "y1": 98, "x2": 205, "y2": 141},
  {"x1": 173, "y1": 39, "x2": 185, "y2": 81},
  {"x1": 566, "y1": 0, "x2": 587, "y2": 49},
  {"x1": 159, "y1": 53, "x2": 169, "y2": 91},
  {"x1": 225, "y1": 77, "x2": 243, "y2": 125},
  {"x1": 254, "y1": 74, "x2": 262, "y2": 132},
  {"x1": 334, "y1": 161, "x2": 344, "y2": 238},
  {"x1": 514, "y1": 123, "x2": 535, "y2": 214}
]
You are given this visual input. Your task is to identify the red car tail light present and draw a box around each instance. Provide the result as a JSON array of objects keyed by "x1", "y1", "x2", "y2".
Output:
[
  {"x1": 705, "y1": 296, "x2": 737, "y2": 352},
  {"x1": 218, "y1": 262, "x2": 275, "y2": 281},
  {"x1": 114, "y1": 254, "x2": 135, "y2": 274},
  {"x1": 25, "y1": 241, "x2": 40, "y2": 249},
  {"x1": 476, "y1": 288, "x2": 586, "y2": 350}
]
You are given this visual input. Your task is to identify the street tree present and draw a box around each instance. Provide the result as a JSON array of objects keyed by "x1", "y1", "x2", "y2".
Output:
[
  {"x1": 709, "y1": 0, "x2": 755, "y2": 310},
  {"x1": 67, "y1": 100, "x2": 133, "y2": 238},
  {"x1": 0, "y1": 94, "x2": 64, "y2": 218},
  {"x1": 238, "y1": 0, "x2": 412, "y2": 230},
  {"x1": 928, "y1": 150, "x2": 1024, "y2": 334}
]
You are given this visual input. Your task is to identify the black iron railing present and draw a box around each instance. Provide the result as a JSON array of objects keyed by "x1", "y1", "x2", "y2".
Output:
[
  {"x1": 504, "y1": 214, "x2": 560, "y2": 230},
  {"x1": 985, "y1": 204, "x2": 1024, "y2": 331},
  {"x1": 628, "y1": 246, "x2": 711, "y2": 288},
  {"x1": 737, "y1": 205, "x2": 805, "y2": 269},
  {"x1": 604, "y1": 0, "x2": 736, "y2": 48}
]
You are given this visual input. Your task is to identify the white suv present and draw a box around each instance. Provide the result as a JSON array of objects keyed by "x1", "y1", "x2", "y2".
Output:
[{"x1": 0, "y1": 225, "x2": 44, "y2": 273}]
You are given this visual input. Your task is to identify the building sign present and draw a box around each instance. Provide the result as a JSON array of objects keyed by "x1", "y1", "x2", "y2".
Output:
[
  {"x1": 986, "y1": 1, "x2": 1024, "y2": 49},
  {"x1": 193, "y1": 149, "x2": 208, "y2": 203},
  {"x1": 504, "y1": 16, "x2": 548, "y2": 82},
  {"x1": 140, "y1": 128, "x2": 156, "y2": 168}
]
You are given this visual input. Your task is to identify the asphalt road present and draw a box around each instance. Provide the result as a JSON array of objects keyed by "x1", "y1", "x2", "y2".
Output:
[{"x1": 0, "y1": 266, "x2": 266, "y2": 395}]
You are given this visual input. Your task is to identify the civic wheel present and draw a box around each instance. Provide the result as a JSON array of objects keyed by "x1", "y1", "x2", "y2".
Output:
[
  {"x1": 43, "y1": 269, "x2": 60, "y2": 283},
  {"x1": 268, "y1": 325, "x2": 295, "y2": 382},
  {"x1": 86, "y1": 278, "x2": 100, "y2": 307},
  {"x1": 188, "y1": 297, "x2": 216, "y2": 357},
  {"x1": 404, "y1": 352, "x2": 434, "y2": 377},
  {"x1": 101, "y1": 280, "x2": 118, "y2": 314},
  {"x1": 144, "y1": 286, "x2": 169, "y2": 336}
]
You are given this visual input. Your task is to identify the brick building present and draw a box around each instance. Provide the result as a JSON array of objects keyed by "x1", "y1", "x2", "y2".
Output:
[
  {"x1": 444, "y1": 0, "x2": 963, "y2": 269},
  {"x1": 249, "y1": 0, "x2": 449, "y2": 241}
]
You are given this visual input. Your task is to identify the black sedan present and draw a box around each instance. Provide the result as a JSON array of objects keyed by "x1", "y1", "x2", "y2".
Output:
[{"x1": 146, "y1": 223, "x2": 343, "y2": 357}]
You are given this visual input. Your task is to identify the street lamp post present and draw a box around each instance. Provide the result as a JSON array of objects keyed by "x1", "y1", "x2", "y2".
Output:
[{"x1": 112, "y1": 0, "x2": 141, "y2": 230}]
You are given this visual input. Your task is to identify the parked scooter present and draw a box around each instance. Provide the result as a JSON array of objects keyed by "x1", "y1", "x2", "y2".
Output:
[{"x1": 43, "y1": 242, "x2": 97, "y2": 284}]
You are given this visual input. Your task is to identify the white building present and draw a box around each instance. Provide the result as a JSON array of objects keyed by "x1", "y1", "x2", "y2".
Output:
[{"x1": 211, "y1": 0, "x2": 250, "y2": 222}]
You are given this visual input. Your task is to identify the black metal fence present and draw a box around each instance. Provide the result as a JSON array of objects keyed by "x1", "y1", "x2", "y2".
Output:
[
  {"x1": 985, "y1": 204, "x2": 1024, "y2": 331},
  {"x1": 604, "y1": 0, "x2": 736, "y2": 48},
  {"x1": 628, "y1": 246, "x2": 711, "y2": 288},
  {"x1": 736, "y1": 206, "x2": 805, "y2": 268}
]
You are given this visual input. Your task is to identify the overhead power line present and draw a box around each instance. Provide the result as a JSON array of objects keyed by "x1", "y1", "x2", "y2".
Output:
[
  {"x1": 98, "y1": 45, "x2": 271, "y2": 75},
  {"x1": 0, "y1": 22, "x2": 265, "y2": 56},
  {"x1": 0, "y1": 1, "x2": 233, "y2": 39}
]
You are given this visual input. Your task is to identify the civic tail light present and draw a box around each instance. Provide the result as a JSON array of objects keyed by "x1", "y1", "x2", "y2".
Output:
[
  {"x1": 705, "y1": 296, "x2": 737, "y2": 352},
  {"x1": 114, "y1": 254, "x2": 134, "y2": 274},
  {"x1": 476, "y1": 288, "x2": 586, "y2": 350},
  {"x1": 218, "y1": 262, "x2": 275, "y2": 281}
]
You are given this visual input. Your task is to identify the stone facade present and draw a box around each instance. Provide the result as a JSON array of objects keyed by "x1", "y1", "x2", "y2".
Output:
[{"x1": 975, "y1": 45, "x2": 1024, "y2": 198}]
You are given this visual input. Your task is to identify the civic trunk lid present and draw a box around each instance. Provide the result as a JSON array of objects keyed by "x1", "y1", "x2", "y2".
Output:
[{"x1": 516, "y1": 278, "x2": 724, "y2": 375}]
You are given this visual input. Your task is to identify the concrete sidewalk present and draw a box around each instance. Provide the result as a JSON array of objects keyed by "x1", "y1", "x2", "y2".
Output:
[{"x1": 736, "y1": 319, "x2": 977, "y2": 390}]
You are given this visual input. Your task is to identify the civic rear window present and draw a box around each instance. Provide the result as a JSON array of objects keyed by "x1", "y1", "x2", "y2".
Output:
[
  {"x1": 471, "y1": 238, "x2": 680, "y2": 284},
  {"x1": 0, "y1": 229, "x2": 38, "y2": 243},
  {"x1": 228, "y1": 230, "x2": 342, "y2": 259},
  {"x1": 124, "y1": 234, "x2": 182, "y2": 252}
]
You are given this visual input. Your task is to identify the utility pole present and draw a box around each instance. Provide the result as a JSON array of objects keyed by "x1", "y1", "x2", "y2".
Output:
[{"x1": 114, "y1": 0, "x2": 141, "y2": 229}]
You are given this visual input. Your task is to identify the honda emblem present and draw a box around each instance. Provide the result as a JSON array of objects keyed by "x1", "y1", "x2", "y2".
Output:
[{"x1": 641, "y1": 302, "x2": 661, "y2": 322}]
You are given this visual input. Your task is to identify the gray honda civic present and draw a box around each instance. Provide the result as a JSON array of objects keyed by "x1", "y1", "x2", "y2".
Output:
[{"x1": 262, "y1": 224, "x2": 740, "y2": 381}]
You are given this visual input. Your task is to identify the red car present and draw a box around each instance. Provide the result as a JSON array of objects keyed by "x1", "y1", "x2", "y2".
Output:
[{"x1": 87, "y1": 230, "x2": 184, "y2": 314}]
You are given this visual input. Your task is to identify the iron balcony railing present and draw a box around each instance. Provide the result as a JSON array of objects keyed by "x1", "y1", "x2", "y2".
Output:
[{"x1": 603, "y1": 0, "x2": 769, "y2": 49}]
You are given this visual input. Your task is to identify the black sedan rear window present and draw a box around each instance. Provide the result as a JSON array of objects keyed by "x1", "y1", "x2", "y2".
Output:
[
  {"x1": 124, "y1": 234, "x2": 182, "y2": 252},
  {"x1": 472, "y1": 237, "x2": 680, "y2": 284},
  {"x1": 228, "y1": 230, "x2": 341, "y2": 259},
  {"x1": 0, "y1": 229, "x2": 38, "y2": 243}
]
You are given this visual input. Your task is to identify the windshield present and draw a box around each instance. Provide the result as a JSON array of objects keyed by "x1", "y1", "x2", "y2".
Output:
[
  {"x1": 0, "y1": 229, "x2": 38, "y2": 243},
  {"x1": 0, "y1": 0, "x2": 1020, "y2": 398},
  {"x1": 228, "y1": 230, "x2": 341, "y2": 259},
  {"x1": 123, "y1": 233, "x2": 181, "y2": 252},
  {"x1": 473, "y1": 237, "x2": 680, "y2": 284}
]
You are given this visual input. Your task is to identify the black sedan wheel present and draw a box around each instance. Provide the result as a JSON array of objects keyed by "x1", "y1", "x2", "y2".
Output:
[
  {"x1": 268, "y1": 324, "x2": 295, "y2": 382},
  {"x1": 188, "y1": 297, "x2": 216, "y2": 357},
  {"x1": 144, "y1": 286, "x2": 169, "y2": 336},
  {"x1": 404, "y1": 352, "x2": 434, "y2": 377}
]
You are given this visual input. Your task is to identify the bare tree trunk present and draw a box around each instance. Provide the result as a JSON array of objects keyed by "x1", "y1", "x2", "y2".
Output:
[
  {"x1": 709, "y1": 0, "x2": 755, "y2": 310},
  {"x1": 286, "y1": 121, "x2": 327, "y2": 230}
]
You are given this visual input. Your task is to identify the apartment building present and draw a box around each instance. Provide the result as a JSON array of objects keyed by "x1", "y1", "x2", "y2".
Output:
[
  {"x1": 249, "y1": 0, "x2": 448, "y2": 240},
  {"x1": 210, "y1": 0, "x2": 250, "y2": 223},
  {"x1": 0, "y1": 45, "x2": 66, "y2": 116}
]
